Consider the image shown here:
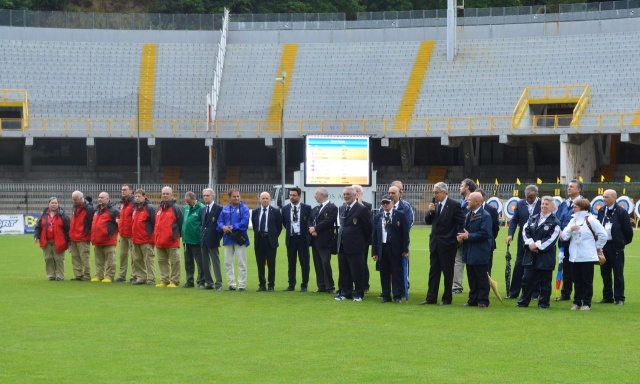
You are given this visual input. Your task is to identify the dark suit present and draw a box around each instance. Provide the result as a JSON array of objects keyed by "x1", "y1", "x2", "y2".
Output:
[
  {"x1": 371, "y1": 209, "x2": 409, "y2": 300},
  {"x1": 251, "y1": 206, "x2": 283, "y2": 289},
  {"x1": 483, "y1": 203, "x2": 500, "y2": 275},
  {"x1": 282, "y1": 203, "x2": 312, "y2": 290},
  {"x1": 507, "y1": 198, "x2": 541, "y2": 298},
  {"x1": 309, "y1": 201, "x2": 338, "y2": 292},
  {"x1": 597, "y1": 203, "x2": 633, "y2": 302},
  {"x1": 360, "y1": 200, "x2": 373, "y2": 290},
  {"x1": 200, "y1": 203, "x2": 223, "y2": 288},
  {"x1": 461, "y1": 208, "x2": 493, "y2": 306},
  {"x1": 425, "y1": 197, "x2": 465, "y2": 304},
  {"x1": 337, "y1": 202, "x2": 373, "y2": 299},
  {"x1": 555, "y1": 196, "x2": 583, "y2": 299}
]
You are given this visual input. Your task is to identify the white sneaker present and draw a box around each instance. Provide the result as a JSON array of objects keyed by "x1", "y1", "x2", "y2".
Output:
[
  {"x1": 570, "y1": 304, "x2": 580, "y2": 310},
  {"x1": 334, "y1": 295, "x2": 347, "y2": 301},
  {"x1": 580, "y1": 305, "x2": 591, "y2": 311},
  {"x1": 353, "y1": 297, "x2": 363, "y2": 302}
]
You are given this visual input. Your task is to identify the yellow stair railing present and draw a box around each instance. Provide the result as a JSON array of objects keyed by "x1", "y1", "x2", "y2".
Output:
[
  {"x1": 0, "y1": 89, "x2": 29, "y2": 130},
  {"x1": 266, "y1": 44, "x2": 298, "y2": 132},
  {"x1": 512, "y1": 85, "x2": 590, "y2": 129},
  {"x1": 139, "y1": 44, "x2": 158, "y2": 132}
]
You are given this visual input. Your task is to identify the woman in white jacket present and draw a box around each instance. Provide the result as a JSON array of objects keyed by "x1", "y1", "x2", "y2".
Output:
[{"x1": 561, "y1": 198, "x2": 607, "y2": 310}]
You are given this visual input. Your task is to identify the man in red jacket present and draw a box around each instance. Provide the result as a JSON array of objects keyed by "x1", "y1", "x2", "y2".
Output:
[
  {"x1": 154, "y1": 186, "x2": 183, "y2": 288},
  {"x1": 116, "y1": 184, "x2": 135, "y2": 283},
  {"x1": 91, "y1": 192, "x2": 120, "y2": 283},
  {"x1": 69, "y1": 191, "x2": 94, "y2": 281},
  {"x1": 131, "y1": 189, "x2": 156, "y2": 285},
  {"x1": 34, "y1": 197, "x2": 70, "y2": 281}
]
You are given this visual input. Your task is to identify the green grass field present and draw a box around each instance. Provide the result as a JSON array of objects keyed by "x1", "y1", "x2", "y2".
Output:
[{"x1": 1, "y1": 227, "x2": 639, "y2": 383}]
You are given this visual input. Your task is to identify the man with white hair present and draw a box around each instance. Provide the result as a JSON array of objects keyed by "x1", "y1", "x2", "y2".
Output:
[
  {"x1": 154, "y1": 186, "x2": 183, "y2": 288},
  {"x1": 69, "y1": 190, "x2": 94, "y2": 281}
]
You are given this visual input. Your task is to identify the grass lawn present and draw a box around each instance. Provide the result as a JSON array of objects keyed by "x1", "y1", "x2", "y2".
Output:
[{"x1": 1, "y1": 227, "x2": 639, "y2": 383}]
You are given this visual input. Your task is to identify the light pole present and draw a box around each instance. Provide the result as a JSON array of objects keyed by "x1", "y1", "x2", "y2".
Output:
[
  {"x1": 136, "y1": 92, "x2": 141, "y2": 186},
  {"x1": 275, "y1": 71, "x2": 287, "y2": 207}
]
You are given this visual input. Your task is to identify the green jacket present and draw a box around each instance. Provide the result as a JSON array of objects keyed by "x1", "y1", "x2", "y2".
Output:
[{"x1": 182, "y1": 201, "x2": 203, "y2": 245}]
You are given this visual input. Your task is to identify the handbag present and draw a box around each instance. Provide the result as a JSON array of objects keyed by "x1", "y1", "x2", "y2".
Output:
[
  {"x1": 229, "y1": 230, "x2": 247, "y2": 245},
  {"x1": 585, "y1": 218, "x2": 606, "y2": 265}
]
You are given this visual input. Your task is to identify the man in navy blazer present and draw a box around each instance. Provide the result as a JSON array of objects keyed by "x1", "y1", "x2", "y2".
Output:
[
  {"x1": 506, "y1": 185, "x2": 541, "y2": 299},
  {"x1": 420, "y1": 182, "x2": 465, "y2": 305},
  {"x1": 309, "y1": 187, "x2": 338, "y2": 294},
  {"x1": 251, "y1": 192, "x2": 283, "y2": 291},
  {"x1": 372, "y1": 194, "x2": 409, "y2": 303},
  {"x1": 200, "y1": 188, "x2": 223, "y2": 290},
  {"x1": 457, "y1": 192, "x2": 493, "y2": 308},
  {"x1": 281, "y1": 187, "x2": 312, "y2": 292},
  {"x1": 335, "y1": 186, "x2": 373, "y2": 302},
  {"x1": 477, "y1": 189, "x2": 500, "y2": 275},
  {"x1": 597, "y1": 189, "x2": 634, "y2": 305}
]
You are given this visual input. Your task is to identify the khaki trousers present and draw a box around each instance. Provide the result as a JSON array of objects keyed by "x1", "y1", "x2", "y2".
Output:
[
  {"x1": 223, "y1": 244, "x2": 247, "y2": 289},
  {"x1": 453, "y1": 246, "x2": 465, "y2": 290},
  {"x1": 43, "y1": 241, "x2": 65, "y2": 280},
  {"x1": 132, "y1": 243, "x2": 155, "y2": 283},
  {"x1": 118, "y1": 236, "x2": 133, "y2": 280},
  {"x1": 156, "y1": 247, "x2": 180, "y2": 285},
  {"x1": 94, "y1": 245, "x2": 116, "y2": 280},
  {"x1": 70, "y1": 241, "x2": 91, "y2": 280}
]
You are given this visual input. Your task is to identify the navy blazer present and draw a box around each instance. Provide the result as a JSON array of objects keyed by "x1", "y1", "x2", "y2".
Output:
[
  {"x1": 461, "y1": 207, "x2": 493, "y2": 265},
  {"x1": 508, "y1": 198, "x2": 541, "y2": 253},
  {"x1": 282, "y1": 203, "x2": 312, "y2": 247},
  {"x1": 337, "y1": 202, "x2": 373, "y2": 254},
  {"x1": 371, "y1": 209, "x2": 409, "y2": 262},
  {"x1": 251, "y1": 206, "x2": 283, "y2": 248},
  {"x1": 201, "y1": 203, "x2": 222, "y2": 248},
  {"x1": 309, "y1": 202, "x2": 338, "y2": 249},
  {"x1": 554, "y1": 196, "x2": 583, "y2": 248},
  {"x1": 522, "y1": 213, "x2": 561, "y2": 270},
  {"x1": 483, "y1": 203, "x2": 500, "y2": 250},
  {"x1": 596, "y1": 203, "x2": 633, "y2": 252},
  {"x1": 425, "y1": 197, "x2": 465, "y2": 253}
]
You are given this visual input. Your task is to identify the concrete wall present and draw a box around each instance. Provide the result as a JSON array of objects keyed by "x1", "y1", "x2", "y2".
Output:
[{"x1": 0, "y1": 26, "x2": 219, "y2": 43}]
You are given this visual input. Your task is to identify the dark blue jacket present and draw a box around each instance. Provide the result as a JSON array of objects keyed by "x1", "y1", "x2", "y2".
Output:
[
  {"x1": 371, "y1": 209, "x2": 409, "y2": 261},
  {"x1": 461, "y1": 207, "x2": 493, "y2": 265},
  {"x1": 508, "y1": 198, "x2": 541, "y2": 254},
  {"x1": 217, "y1": 201, "x2": 250, "y2": 246},
  {"x1": 282, "y1": 203, "x2": 312, "y2": 247},
  {"x1": 201, "y1": 203, "x2": 223, "y2": 248},
  {"x1": 522, "y1": 213, "x2": 561, "y2": 270},
  {"x1": 252, "y1": 205, "x2": 283, "y2": 248},
  {"x1": 596, "y1": 203, "x2": 633, "y2": 252}
]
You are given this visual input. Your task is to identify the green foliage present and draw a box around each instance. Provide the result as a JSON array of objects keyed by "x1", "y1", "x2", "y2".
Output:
[
  {"x1": 31, "y1": 0, "x2": 68, "y2": 10},
  {"x1": 0, "y1": 0, "x2": 32, "y2": 10},
  {"x1": 149, "y1": 0, "x2": 205, "y2": 13}
]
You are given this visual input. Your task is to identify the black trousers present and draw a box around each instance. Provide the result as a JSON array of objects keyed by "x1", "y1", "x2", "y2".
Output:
[
  {"x1": 519, "y1": 267, "x2": 552, "y2": 307},
  {"x1": 467, "y1": 264, "x2": 490, "y2": 306},
  {"x1": 426, "y1": 243, "x2": 456, "y2": 304},
  {"x1": 201, "y1": 244, "x2": 222, "y2": 288},
  {"x1": 600, "y1": 243, "x2": 625, "y2": 302},
  {"x1": 509, "y1": 244, "x2": 540, "y2": 298},
  {"x1": 255, "y1": 235, "x2": 277, "y2": 288},
  {"x1": 572, "y1": 261, "x2": 594, "y2": 307},
  {"x1": 183, "y1": 243, "x2": 203, "y2": 286},
  {"x1": 312, "y1": 245, "x2": 334, "y2": 291},
  {"x1": 560, "y1": 246, "x2": 574, "y2": 299},
  {"x1": 379, "y1": 243, "x2": 404, "y2": 300},
  {"x1": 338, "y1": 251, "x2": 365, "y2": 299},
  {"x1": 363, "y1": 244, "x2": 370, "y2": 290},
  {"x1": 286, "y1": 235, "x2": 310, "y2": 289}
]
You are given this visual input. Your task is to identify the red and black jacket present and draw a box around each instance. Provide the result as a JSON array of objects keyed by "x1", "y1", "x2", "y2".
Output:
[
  {"x1": 91, "y1": 201, "x2": 120, "y2": 246},
  {"x1": 118, "y1": 195, "x2": 134, "y2": 238},
  {"x1": 132, "y1": 198, "x2": 156, "y2": 245},
  {"x1": 154, "y1": 199, "x2": 183, "y2": 248},
  {"x1": 69, "y1": 200, "x2": 94, "y2": 242},
  {"x1": 34, "y1": 207, "x2": 70, "y2": 253}
]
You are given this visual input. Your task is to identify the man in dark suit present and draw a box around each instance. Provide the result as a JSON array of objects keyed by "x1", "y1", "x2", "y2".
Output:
[
  {"x1": 251, "y1": 192, "x2": 283, "y2": 292},
  {"x1": 281, "y1": 187, "x2": 312, "y2": 292},
  {"x1": 477, "y1": 189, "x2": 500, "y2": 275},
  {"x1": 506, "y1": 184, "x2": 541, "y2": 299},
  {"x1": 353, "y1": 184, "x2": 373, "y2": 293},
  {"x1": 200, "y1": 188, "x2": 223, "y2": 290},
  {"x1": 457, "y1": 192, "x2": 493, "y2": 308},
  {"x1": 420, "y1": 182, "x2": 465, "y2": 306},
  {"x1": 554, "y1": 179, "x2": 584, "y2": 301},
  {"x1": 597, "y1": 189, "x2": 633, "y2": 305},
  {"x1": 372, "y1": 194, "x2": 410, "y2": 303},
  {"x1": 308, "y1": 187, "x2": 338, "y2": 294},
  {"x1": 335, "y1": 186, "x2": 373, "y2": 302}
]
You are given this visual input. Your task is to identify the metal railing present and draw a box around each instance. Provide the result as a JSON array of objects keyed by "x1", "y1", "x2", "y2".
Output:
[
  {"x1": 511, "y1": 85, "x2": 590, "y2": 128},
  {"x1": 0, "y1": 89, "x2": 28, "y2": 130}
]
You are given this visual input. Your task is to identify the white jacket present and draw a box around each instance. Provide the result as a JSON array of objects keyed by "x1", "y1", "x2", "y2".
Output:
[{"x1": 561, "y1": 211, "x2": 608, "y2": 263}]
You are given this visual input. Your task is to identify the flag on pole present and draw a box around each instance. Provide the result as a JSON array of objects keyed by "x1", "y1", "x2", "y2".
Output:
[
  {"x1": 578, "y1": 176, "x2": 584, "y2": 182},
  {"x1": 601, "y1": 175, "x2": 605, "y2": 182},
  {"x1": 557, "y1": 177, "x2": 560, "y2": 184},
  {"x1": 536, "y1": 178, "x2": 542, "y2": 185},
  {"x1": 516, "y1": 178, "x2": 521, "y2": 186},
  {"x1": 476, "y1": 179, "x2": 480, "y2": 185},
  {"x1": 495, "y1": 178, "x2": 499, "y2": 186},
  {"x1": 625, "y1": 175, "x2": 631, "y2": 182}
]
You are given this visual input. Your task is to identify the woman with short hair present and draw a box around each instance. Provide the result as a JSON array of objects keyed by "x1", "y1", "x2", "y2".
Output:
[{"x1": 34, "y1": 197, "x2": 70, "y2": 281}]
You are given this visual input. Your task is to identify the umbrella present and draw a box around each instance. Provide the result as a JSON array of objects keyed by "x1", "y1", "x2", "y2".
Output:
[
  {"x1": 555, "y1": 247, "x2": 564, "y2": 301},
  {"x1": 487, "y1": 272, "x2": 504, "y2": 305},
  {"x1": 505, "y1": 243, "x2": 512, "y2": 296},
  {"x1": 403, "y1": 257, "x2": 409, "y2": 304}
]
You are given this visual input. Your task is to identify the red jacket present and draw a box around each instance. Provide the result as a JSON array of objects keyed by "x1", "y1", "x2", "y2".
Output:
[
  {"x1": 35, "y1": 208, "x2": 70, "y2": 253},
  {"x1": 132, "y1": 199, "x2": 156, "y2": 245},
  {"x1": 154, "y1": 199, "x2": 183, "y2": 248},
  {"x1": 91, "y1": 201, "x2": 120, "y2": 246},
  {"x1": 118, "y1": 195, "x2": 134, "y2": 238},
  {"x1": 69, "y1": 200, "x2": 94, "y2": 242}
]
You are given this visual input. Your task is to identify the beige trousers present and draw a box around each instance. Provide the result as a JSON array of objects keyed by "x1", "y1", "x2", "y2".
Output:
[
  {"x1": 132, "y1": 243, "x2": 155, "y2": 283},
  {"x1": 94, "y1": 245, "x2": 116, "y2": 280},
  {"x1": 156, "y1": 247, "x2": 180, "y2": 285},
  {"x1": 43, "y1": 241, "x2": 65, "y2": 280},
  {"x1": 70, "y1": 241, "x2": 91, "y2": 280},
  {"x1": 223, "y1": 244, "x2": 247, "y2": 289},
  {"x1": 118, "y1": 236, "x2": 133, "y2": 280}
]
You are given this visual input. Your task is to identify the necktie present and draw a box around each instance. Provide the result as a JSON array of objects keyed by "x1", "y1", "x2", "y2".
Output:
[
  {"x1": 438, "y1": 203, "x2": 443, "y2": 215},
  {"x1": 293, "y1": 206, "x2": 298, "y2": 222},
  {"x1": 313, "y1": 205, "x2": 322, "y2": 225},
  {"x1": 384, "y1": 212, "x2": 391, "y2": 227},
  {"x1": 260, "y1": 208, "x2": 267, "y2": 233},
  {"x1": 345, "y1": 205, "x2": 351, "y2": 216},
  {"x1": 206, "y1": 205, "x2": 210, "y2": 216}
]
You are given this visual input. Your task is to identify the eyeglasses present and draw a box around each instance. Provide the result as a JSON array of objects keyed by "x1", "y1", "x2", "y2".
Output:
[
  {"x1": 381, "y1": 201, "x2": 392, "y2": 205},
  {"x1": 203, "y1": 194, "x2": 211, "y2": 197}
]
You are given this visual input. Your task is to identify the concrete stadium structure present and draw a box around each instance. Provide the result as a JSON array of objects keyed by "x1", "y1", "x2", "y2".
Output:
[{"x1": 1, "y1": 4, "x2": 640, "y2": 186}]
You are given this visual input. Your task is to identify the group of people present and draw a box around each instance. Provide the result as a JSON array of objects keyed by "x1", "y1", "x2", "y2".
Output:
[{"x1": 33, "y1": 178, "x2": 633, "y2": 309}]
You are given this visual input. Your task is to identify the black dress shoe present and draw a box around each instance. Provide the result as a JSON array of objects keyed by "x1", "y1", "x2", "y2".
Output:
[
  {"x1": 267, "y1": 287, "x2": 274, "y2": 292},
  {"x1": 394, "y1": 298, "x2": 402, "y2": 304},
  {"x1": 516, "y1": 303, "x2": 528, "y2": 308},
  {"x1": 418, "y1": 300, "x2": 436, "y2": 305},
  {"x1": 226, "y1": 286, "x2": 236, "y2": 291},
  {"x1": 182, "y1": 283, "x2": 195, "y2": 288},
  {"x1": 381, "y1": 298, "x2": 392, "y2": 303},
  {"x1": 452, "y1": 288, "x2": 463, "y2": 294},
  {"x1": 616, "y1": 300, "x2": 624, "y2": 306},
  {"x1": 313, "y1": 289, "x2": 326, "y2": 293},
  {"x1": 463, "y1": 302, "x2": 478, "y2": 307},
  {"x1": 439, "y1": 301, "x2": 451, "y2": 306},
  {"x1": 556, "y1": 296, "x2": 570, "y2": 301},
  {"x1": 538, "y1": 304, "x2": 550, "y2": 309},
  {"x1": 283, "y1": 286, "x2": 295, "y2": 292},
  {"x1": 300, "y1": 287, "x2": 307, "y2": 292},
  {"x1": 198, "y1": 285, "x2": 205, "y2": 289},
  {"x1": 256, "y1": 287, "x2": 267, "y2": 292},
  {"x1": 597, "y1": 299, "x2": 615, "y2": 304},
  {"x1": 478, "y1": 303, "x2": 488, "y2": 308}
]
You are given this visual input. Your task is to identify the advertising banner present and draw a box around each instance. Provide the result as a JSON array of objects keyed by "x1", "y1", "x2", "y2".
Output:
[
  {"x1": 23, "y1": 213, "x2": 41, "y2": 234},
  {"x1": 0, "y1": 214, "x2": 25, "y2": 235}
]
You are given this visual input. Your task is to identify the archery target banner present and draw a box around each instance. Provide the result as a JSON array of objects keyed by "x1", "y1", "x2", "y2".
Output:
[
  {"x1": 591, "y1": 196, "x2": 605, "y2": 215},
  {"x1": 552, "y1": 196, "x2": 564, "y2": 214},
  {"x1": 635, "y1": 198, "x2": 640, "y2": 218},
  {"x1": 486, "y1": 197, "x2": 502, "y2": 216},
  {"x1": 504, "y1": 197, "x2": 520, "y2": 219},
  {"x1": 616, "y1": 196, "x2": 634, "y2": 214}
]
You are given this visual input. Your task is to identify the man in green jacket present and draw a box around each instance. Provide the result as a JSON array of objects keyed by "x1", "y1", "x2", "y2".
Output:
[{"x1": 182, "y1": 191, "x2": 204, "y2": 288}]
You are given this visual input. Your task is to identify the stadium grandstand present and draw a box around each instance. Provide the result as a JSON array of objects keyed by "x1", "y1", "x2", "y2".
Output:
[{"x1": 1, "y1": 2, "x2": 640, "y2": 217}]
